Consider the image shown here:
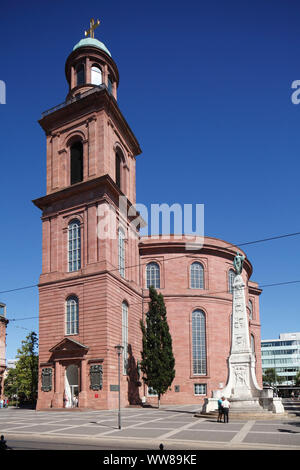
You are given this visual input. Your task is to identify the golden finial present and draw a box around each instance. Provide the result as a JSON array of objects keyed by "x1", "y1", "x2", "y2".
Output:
[{"x1": 85, "y1": 18, "x2": 100, "y2": 39}]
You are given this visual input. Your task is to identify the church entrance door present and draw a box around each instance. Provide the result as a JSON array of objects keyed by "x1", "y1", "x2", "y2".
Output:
[{"x1": 65, "y1": 364, "x2": 79, "y2": 408}]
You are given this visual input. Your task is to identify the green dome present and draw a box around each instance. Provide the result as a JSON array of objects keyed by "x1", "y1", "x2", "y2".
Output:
[{"x1": 73, "y1": 38, "x2": 111, "y2": 57}]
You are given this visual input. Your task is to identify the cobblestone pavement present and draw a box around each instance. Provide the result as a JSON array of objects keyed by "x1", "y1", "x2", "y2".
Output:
[{"x1": 0, "y1": 402, "x2": 299, "y2": 450}]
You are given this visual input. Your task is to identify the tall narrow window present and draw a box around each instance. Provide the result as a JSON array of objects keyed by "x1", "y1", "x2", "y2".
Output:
[
  {"x1": 122, "y1": 301, "x2": 128, "y2": 374},
  {"x1": 190, "y1": 262, "x2": 204, "y2": 289},
  {"x1": 68, "y1": 219, "x2": 81, "y2": 272},
  {"x1": 108, "y1": 75, "x2": 113, "y2": 94},
  {"x1": 192, "y1": 309, "x2": 207, "y2": 375},
  {"x1": 115, "y1": 151, "x2": 122, "y2": 189},
  {"x1": 251, "y1": 334, "x2": 255, "y2": 354},
  {"x1": 91, "y1": 65, "x2": 102, "y2": 85},
  {"x1": 249, "y1": 300, "x2": 253, "y2": 320},
  {"x1": 76, "y1": 64, "x2": 85, "y2": 86},
  {"x1": 146, "y1": 262, "x2": 160, "y2": 289},
  {"x1": 70, "y1": 141, "x2": 83, "y2": 185},
  {"x1": 66, "y1": 296, "x2": 79, "y2": 335},
  {"x1": 228, "y1": 269, "x2": 235, "y2": 293},
  {"x1": 118, "y1": 228, "x2": 125, "y2": 278}
]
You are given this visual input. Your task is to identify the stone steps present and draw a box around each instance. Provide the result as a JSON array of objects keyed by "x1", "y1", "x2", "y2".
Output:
[{"x1": 194, "y1": 410, "x2": 291, "y2": 420}]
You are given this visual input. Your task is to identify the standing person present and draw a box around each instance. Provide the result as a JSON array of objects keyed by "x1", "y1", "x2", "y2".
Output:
[
  {"x1": 73, "y1": 393, "x2": 78, "y2": 408},
  {"x1": 0, "y1": 399, "x2": 3, "y2": 409},
  {"x1": 63, "y1": 391, "x2": 67, "y2": 408},
  {"x1": 221, "y1": 396, "x2": 230, "y2": 423},
  {"x1": 217, "y1": 397, "x2": 223, "y2": 422}
]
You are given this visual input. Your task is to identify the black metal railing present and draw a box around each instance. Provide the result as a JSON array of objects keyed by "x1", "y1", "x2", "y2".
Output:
[{"x1": 41, "y1": 84, "x2": 108, "y2": 118}]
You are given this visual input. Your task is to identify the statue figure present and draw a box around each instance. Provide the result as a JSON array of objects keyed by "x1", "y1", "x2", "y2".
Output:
[
  {"x1": 234, "y1": 367, "x2": 248, "y2": 387},
  {"x1": 233, "y1": 251, "x2": 245, "y2": 275}
]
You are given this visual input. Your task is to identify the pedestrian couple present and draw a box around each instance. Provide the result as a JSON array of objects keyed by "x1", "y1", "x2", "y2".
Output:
[{"x1": 217, "y1": 396, "x2": 230, "y2": 423}]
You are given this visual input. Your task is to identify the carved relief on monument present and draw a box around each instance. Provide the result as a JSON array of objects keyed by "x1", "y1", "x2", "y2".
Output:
[
  {"x1": 234, "y1": 365, "x2": 249, "y2": 388},
  {"x1": 234, "y1": 318, "x2": 244, "y2": 329},
  {"x1": 235, "y1": 335, "x2": 246, "y2": 350},
  {"x1": 234, "y1": 289, "x2": 243, "y2": 300},
  {"x1": 235, "y1": 303, "x2": 243, "y2": 313}
]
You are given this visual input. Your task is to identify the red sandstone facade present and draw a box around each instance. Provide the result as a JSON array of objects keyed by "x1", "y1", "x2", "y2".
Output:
[
  {"x1": 33, "y1": 35, "x2": 262, "y2": 410},
  {"x1": 0, "y1": 303, "x2": 9, "y2": 400},
  {"x1": 139, "y1": 236, "x2": 262, "y2": 405}
]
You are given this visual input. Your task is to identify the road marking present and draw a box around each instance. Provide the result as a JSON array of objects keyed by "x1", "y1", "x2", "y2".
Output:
[
  {"x1": 156, "y1": 418, "x2": 205, "y2": 439},
  {"x1": 229, "y1": 420, "x2": 255, "y2": 445},
  {"x1": 92, "y1": 414, "x2": 189, "y2": 437}
]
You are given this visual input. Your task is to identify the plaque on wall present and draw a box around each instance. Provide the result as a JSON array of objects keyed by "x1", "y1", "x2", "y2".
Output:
[
  {"x1": 110, "y1": 385, "x2": 119, "y2": 391},
  {"x1": 41, "y1": 368, "x2": 52, "y2": 392},
  {"x1": 90, "y1": 364, "x2": 103, "y2": 391}
]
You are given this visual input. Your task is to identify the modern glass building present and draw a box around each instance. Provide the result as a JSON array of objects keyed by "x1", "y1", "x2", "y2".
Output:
[{"x1": 261, "y1": 332, "x2": 300, "y2": 385}]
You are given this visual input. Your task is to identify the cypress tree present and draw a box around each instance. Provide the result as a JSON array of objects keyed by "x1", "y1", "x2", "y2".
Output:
[{"x1": 140, "y1": 286, "x2": 175, "y2": 407}]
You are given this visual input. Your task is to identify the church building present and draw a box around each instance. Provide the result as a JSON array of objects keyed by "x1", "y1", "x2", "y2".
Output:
[
  {"x1": 0, "y1": 302, "x2": 9, "y2": 400},
  {"x1": 33, "y1": 23, "x2": 263, "y2": 410}
]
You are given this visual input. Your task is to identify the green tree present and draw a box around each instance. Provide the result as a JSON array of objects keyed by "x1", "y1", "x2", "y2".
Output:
[
  {"x1": 4, "y1": 367, "x2": 18, "y2": 400},
  {"x1": 140, "y1": 286, "x2": 175, "y2": 407},
  {"x1": 262, "y1": 368, "x2": 284, "y2": 387},
  {"x1": 295, "y1": 371, "x2": 300, "y2": 386},
  {"x1": 4, "y1": 331, "x2": 38, "y2": 405}
]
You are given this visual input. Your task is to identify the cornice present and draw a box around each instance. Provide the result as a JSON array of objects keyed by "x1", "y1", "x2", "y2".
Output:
[
  {"x1": 33, "y1": 174, "x2": 124, "y2": 211},
  {"x1": 38, "y1": 87, "x2": 141, "y2": 157},
  {"x1": 139, "y1": 237, "x2": 254, "y2": 279}
]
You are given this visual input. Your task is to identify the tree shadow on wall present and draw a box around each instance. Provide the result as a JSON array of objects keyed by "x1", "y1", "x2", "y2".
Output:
[{"x1": 127, "y1": 345, "x2": 142, "y2": 406}]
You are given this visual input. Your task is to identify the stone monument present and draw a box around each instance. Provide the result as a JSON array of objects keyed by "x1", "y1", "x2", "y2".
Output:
[
  {"x1": 202, "y1": 252, "x2": 284, "y2": 415},
  {"x1": 219, "y1": 252, "x2": 263, "y2": 411}
]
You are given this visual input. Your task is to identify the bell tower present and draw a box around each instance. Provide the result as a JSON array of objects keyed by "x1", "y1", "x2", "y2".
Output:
[
  {"x1": 33, "y1": 21, "x2": 143, "y2": 410},
  {"x1": 38, "y1": 20, "x2": 140, "y2": 202}
]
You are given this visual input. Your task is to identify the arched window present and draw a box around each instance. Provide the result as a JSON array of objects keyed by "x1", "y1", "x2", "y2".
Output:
[
  {"x1": 91, "y1": 65, "x2": 102, "y2": 85},
  {"x1": 251, "y1": 334, "x2": 255, "y2": 354},
  {"x1": 115, "y1": 151, "x2": 122, "y2": 189},
  {"x1": 190, "y1": 262, "x2": 204, "y2": 289},
  {"x1": 192, "y1": 310, "x2": 207, "y2": 375},
  {"x1": 108, "y1": 75, "x2": 113, "y2": 94},
  {"x1": 228, "y1": 269, "x2": 235, "y2": 293},
  {"x1": 76, "y1": 64, "x2": 85, "y2": 86},
  {"x1": 70, "y1": 141, "x2": 83, "y2": 185},
  {"x1": 118, "y1": 228, "x2": 125, "y2": 278},
  {"x1": 66, "y1": 296, "x2": 79, "y2": 335},
  {"x1": 249, "y1": 300, "x2": 253, "y2": 320},
  {"x1": 122, "y1": 301, "x2": 128, "y2": 374},
  {"x1": 146, "y1": 262, "x2": 160, "y2": 289},
  {"x1": 68, "y1": 219, "x2": 81, "y2": 272}
]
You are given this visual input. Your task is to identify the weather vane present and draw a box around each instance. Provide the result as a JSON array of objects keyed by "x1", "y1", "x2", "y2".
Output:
[{"x1": 85, "y1": 18, "x2": 100, "y2": 39}]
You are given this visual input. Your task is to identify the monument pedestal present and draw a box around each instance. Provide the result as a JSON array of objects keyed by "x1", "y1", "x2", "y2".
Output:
[{"x1": 229, "y1": 398, "x2": 266, "y2": 413}]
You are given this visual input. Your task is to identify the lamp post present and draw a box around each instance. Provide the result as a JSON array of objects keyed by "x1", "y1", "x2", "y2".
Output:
[{"x1": 114, "y1": 344, "x2": 124, "y2": 429}]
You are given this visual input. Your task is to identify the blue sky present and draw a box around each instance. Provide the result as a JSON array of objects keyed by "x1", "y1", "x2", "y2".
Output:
[{"x1": 0, "y1": 0, "x2": 300, "y2": 359}]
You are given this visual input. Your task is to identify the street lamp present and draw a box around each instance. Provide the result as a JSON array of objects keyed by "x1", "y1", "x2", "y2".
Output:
[{"x1": 114, "y1": 344, "x2": 124, "y2": 429}]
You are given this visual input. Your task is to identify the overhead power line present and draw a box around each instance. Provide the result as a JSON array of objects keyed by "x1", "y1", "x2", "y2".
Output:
[
  {"x1": 0, "y1": 229, "x2": 300, "y2": 298},
  {"x1": 260, "y1": 279, "x2": 300, "y2": 288},
  {"x1": 232, "y1": 231, "x2": 300, "y2": 248},
  {"x1": 6, "y1": 278, "x2": 300, "y2": 324},
  {"x1": 0, "y1": 284, "x2": 38, "y2": 295}
]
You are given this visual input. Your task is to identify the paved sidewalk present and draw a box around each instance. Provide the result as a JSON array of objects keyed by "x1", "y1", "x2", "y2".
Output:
[{"x1": 0, "y1": 403, "x2": 299, "y2": 450}]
